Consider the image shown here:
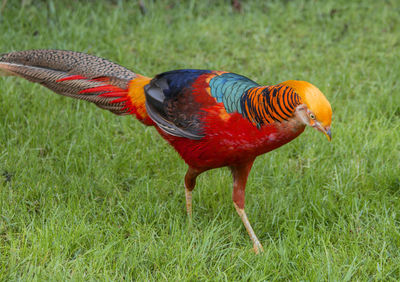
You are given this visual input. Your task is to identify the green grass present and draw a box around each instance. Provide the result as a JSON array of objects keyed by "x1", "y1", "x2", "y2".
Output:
[{"x1": 0, "y1": 0, "x2": 399, "y2": 280}]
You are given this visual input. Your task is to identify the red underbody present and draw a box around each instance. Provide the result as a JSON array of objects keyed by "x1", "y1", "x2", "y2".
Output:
[
  {"x1": 153, "y1": 74, "x2": 306, "y2": 170},
  {"x1": 159, "y1": 114, "x2": 305, "y2": 170}
]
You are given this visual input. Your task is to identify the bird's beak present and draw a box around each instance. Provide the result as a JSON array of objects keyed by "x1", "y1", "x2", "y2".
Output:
[
  {"x1": 324, "y1": 127, "x2": 332, "y2": 142},
  {"x1": 312, "y1": 122, "x2": 332, "y2": 141}
]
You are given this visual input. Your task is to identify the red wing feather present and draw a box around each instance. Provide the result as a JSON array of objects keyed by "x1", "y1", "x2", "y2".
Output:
[{"x1": 55, "y1": 74, "x2": 135, "y2": 115}]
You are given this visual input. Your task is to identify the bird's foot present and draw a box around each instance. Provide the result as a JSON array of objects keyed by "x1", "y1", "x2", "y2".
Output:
[
  {"x1": 233, "y1": 203, "x2": 264, "y2": 255},
  {"x1": 253, "y1": 241, "x2": 264, "y2": 254}
]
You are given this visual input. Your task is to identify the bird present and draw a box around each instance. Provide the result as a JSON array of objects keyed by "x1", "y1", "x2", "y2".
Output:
[{"x1": 0, "y1": 50, "x2": 332, "y2": 254}]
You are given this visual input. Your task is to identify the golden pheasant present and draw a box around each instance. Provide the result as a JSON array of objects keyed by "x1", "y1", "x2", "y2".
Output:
[{"x1": 0, "y1": 50, "x2": 332, "y2": 253}]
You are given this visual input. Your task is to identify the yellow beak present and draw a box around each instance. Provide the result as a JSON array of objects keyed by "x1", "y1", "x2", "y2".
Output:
[
  {"x1": 312, "y1": 122, "x2": 332, "y2": 141},
  {"x1": 324, "y1": 128, "x2": 332, "y2": 141}
]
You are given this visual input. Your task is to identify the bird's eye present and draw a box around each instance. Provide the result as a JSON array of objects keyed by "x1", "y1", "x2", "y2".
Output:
[{"x1": 309, "y1": 113, "x2": 316, "y2": 120}]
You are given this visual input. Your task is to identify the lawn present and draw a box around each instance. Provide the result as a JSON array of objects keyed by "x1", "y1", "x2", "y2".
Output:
[{"x1": 0, "y1": 0, "x2": 399, "y2": 280}]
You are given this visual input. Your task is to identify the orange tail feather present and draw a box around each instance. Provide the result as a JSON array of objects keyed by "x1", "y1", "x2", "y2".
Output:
[{"x1": 127, "y1": 75, "x2": 153, "y2": 125}]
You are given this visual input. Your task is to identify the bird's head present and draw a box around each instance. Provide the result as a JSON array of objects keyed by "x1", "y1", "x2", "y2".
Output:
[{"x1": 282, "y1": 80, "x2": 332, "y2": 141}]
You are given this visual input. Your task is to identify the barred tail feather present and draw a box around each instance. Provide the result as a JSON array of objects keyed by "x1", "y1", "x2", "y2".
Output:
[{"x1": 0, "y1": 49, "x2": 152, "y2": 122}]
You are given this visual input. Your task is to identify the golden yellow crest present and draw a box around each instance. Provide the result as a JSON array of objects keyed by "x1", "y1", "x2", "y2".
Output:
[{"x1": 281, "y1": 80, "x2": 332, "y2": 127}]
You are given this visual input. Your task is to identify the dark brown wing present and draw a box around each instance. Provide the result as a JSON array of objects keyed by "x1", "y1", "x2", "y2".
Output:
[{"x1": 144, "y1": 70, "x2": 209, "y2": 140}]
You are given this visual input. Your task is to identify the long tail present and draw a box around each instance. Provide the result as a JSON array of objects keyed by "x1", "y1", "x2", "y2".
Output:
[{"x1": 0, "y1": 49, "x2": 153, "y2": 124}]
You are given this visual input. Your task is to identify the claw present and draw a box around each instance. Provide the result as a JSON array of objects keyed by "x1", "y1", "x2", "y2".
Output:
[{"x1": 253, "y1": 241, "x2": 264, "y2": 254}]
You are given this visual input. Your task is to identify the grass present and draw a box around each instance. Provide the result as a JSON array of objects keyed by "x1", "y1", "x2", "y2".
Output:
[{"x1": 0, "y1": 0, "x2": 399, "y2": 280}]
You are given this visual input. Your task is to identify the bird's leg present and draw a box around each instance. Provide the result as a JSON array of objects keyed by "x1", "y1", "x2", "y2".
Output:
[
  {"x1": 184, "y1": 167, "x2": 203, "y2": 218},
  {"x1": 231, "y1": 160, "x2": 264, "y2": 254},
  {"x1": 233, "y1": 202, "x2": 264, "y2": 254},
  {"x1": 185, "y1": 188, "x2": 193, "y2": 218}
]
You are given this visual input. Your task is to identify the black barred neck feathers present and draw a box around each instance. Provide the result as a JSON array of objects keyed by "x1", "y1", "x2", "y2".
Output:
[
  {"x1": 240, "y1": 80, "x2": 332, "y2": 128},
  {"x1": 240, "y1": 84, "x2": 302, "y2": 127}
]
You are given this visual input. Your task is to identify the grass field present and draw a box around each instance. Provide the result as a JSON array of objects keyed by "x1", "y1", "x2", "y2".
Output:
[{"x1": 0, "y1": 0, "x2": 399, "y2": 280}]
